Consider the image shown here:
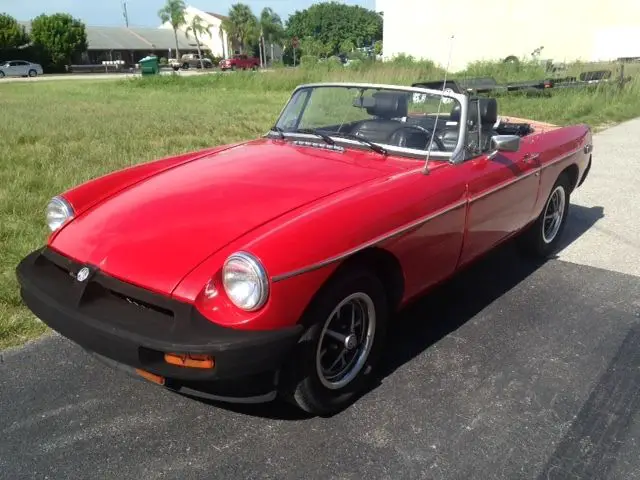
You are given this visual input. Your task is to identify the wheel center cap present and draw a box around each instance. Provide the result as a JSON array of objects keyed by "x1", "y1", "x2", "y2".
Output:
[{"x1": 344, "y1": 334, "x2": 358, "y2": 350}]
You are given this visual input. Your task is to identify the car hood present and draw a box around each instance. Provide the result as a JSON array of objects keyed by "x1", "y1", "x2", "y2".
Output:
[{"x1": 50, "y1": 139, "x2": 401, "y2": 295}]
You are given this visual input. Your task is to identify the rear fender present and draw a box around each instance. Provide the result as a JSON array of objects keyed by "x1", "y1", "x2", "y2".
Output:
[{"x1": 531, "y1": 124, "x2": 591, "y2": 218}]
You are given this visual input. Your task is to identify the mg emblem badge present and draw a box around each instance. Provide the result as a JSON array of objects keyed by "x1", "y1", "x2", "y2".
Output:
[{"x1": 76, "y1": 267, "x2": 90, "y2": 282}]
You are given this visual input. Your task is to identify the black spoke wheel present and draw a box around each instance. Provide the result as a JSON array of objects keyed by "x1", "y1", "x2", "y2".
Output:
[
  {"x1": 518, "y1": 171, "x2": 571, "y2": 257},
  {"x1": 280, "y1": 266, "x2": 389, "y2": 416},
  {"x1": 315, "y1": 292, "x2": 376, "y2": 390}
]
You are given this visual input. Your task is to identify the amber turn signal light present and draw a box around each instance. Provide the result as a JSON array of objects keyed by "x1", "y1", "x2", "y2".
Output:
[
  {"x1": 135, "y1": 368, "x2": 166, "y2": 385},
  {"x1": 164, "y1": 353, "x2": 215, "y2": 369}
]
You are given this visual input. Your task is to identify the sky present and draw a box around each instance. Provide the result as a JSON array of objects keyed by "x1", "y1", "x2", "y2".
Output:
[{"x1": 3, "y1": 0, "x2": 376, "y2": 27}]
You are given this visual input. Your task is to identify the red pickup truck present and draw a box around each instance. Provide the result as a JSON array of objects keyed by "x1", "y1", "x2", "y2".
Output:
[{"x1": 219, "y1": 54, "x2": 260, "y2": 71}]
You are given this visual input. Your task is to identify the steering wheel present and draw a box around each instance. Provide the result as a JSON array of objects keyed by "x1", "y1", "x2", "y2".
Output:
[{"x1": 386, "y1": 124, "x2": 447, "y2": 151}]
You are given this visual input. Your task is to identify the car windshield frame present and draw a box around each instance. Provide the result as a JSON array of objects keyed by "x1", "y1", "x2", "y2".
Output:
[{"x1": 270, "y1": 82, "x2": 469, "y2": 162}]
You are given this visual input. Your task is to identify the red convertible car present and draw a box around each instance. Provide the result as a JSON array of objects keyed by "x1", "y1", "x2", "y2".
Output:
[{"x1": 16, "y1": 82, "x2": 592, "y2": 415}]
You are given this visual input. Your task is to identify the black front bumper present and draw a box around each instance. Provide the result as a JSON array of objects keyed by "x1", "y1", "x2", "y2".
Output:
[{"x1": 16, "y1": 247, "x2": 303, "y2": 402}]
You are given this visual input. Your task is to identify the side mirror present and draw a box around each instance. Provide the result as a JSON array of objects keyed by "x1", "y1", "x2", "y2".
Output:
[{"x1": 487, "y1": 134, "x2": 520, "y2": 159}]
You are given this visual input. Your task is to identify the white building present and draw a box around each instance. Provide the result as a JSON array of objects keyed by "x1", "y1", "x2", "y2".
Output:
[
  {"x1": 159, "y1": 6, "x2": 231, "y2": 59},
  {"x1": 377, "y1": 0, "x2": 640, "y2": 71},
  {"x1": 159, "y1": 5, "x2": 283, "y2": 63}
]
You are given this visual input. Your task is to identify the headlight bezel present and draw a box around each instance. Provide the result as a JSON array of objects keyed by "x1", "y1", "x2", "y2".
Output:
[
  {"x1": 221, "y1": 251, "x2": 270, "y2": 311},
  {"x1": 45, "y1": 195, "x2": 74, "y2": 232}
]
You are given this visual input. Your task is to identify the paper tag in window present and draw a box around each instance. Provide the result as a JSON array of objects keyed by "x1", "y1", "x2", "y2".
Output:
[
  {"x1": 412, "y1": 93, "x2": 427, "y2": 104},
  {"x1": 442, "y1": 88, "x2": 454, "y2": 104}
]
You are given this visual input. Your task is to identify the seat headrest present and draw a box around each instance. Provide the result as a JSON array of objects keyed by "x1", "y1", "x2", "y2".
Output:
[
  {"x1": 450, "y1": 103, "x2": 462, "y2": 122},
  {"x1": 478, "y1": 97, "x2": 498, "y2": 125},
  {"x1": 365, "y1": 91, "x2": 408, "y2": 119},
  {"x1": 449, "y1": 97, "x2": 497, "y2": 125}
]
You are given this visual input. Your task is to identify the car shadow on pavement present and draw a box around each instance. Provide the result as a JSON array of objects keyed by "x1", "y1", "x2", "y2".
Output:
[
  {"x1": 191, "y1": 203, "x2": 604, "y2": 420},
  {"x1": 358, "y1": 203, "x2": 605, "y2": 404},
  {"x1": 555, "y1": 204, "x2": 604, "y2": 252}
]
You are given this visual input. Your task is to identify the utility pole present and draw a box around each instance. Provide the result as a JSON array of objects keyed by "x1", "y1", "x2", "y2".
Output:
[{"x1": 122, "y1": 0, "x2": 130, "y2": 28}]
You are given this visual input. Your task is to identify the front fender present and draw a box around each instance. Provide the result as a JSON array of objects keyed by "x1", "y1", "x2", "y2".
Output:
[{"x1": 172, "y1": 164, "x2": 467, "y2": 330}]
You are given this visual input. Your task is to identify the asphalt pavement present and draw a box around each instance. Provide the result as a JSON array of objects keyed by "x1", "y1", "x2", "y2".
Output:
[{"x1": 1, "y1": 118, "x2": 640, "y2": 480}]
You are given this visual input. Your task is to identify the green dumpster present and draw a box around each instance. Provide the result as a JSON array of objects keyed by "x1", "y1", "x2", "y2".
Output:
[{"x1": 139, "y1": 55, "x2": 159, "y2": 75}]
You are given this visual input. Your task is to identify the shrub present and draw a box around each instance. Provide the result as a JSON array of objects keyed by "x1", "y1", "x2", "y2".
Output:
[{"x1": 300, "y1": 55, "x2": 318, "y2": 67}]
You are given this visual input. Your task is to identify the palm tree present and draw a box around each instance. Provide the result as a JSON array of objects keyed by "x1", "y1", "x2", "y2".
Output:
[
  {"x1": 158, "y1": 0, "x2": 187, "y2": 59},
  {"x1": 259, "y1": 7, "x2": 284, "y2": 65},
  {"x1": 185, "y1": 15, "x2": 212, "y2": 68},
  {"x1": 218, "y1": 24, "x2": 227, "y2": 59},
  {"x1": 222, "y1": 3, "x2": 259, "y2": 54}
]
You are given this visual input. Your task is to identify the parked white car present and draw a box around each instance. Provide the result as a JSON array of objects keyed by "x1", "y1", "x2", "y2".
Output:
[{"x1": 0, "y1": 60, "x2": 44, "y2": 78}]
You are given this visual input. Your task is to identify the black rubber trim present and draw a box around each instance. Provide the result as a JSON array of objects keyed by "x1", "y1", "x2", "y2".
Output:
[
  {"x1": 90, "y1": 351, "x2": 279, "y2": 402},
  {"x1": 16, "y1": 247, "x2": 303, "y2": 382},
  {"x1": 577, "y1": 155, "x2": 592, "y2": 188}
]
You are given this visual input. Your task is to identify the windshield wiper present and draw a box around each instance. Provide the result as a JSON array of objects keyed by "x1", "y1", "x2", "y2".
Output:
[
  {"x1": 270, "y1": 125, "x2": 285, "y2": 139},
  {"x1": 329, "y1": 132, "x2": 387, "y2": 155},
  {"x1": 294, "y1": 128, "x2": 336, "y2": 145}
]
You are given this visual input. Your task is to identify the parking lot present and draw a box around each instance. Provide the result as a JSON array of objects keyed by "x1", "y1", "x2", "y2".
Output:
[{"x1": 1, "y1": 118, "x2": 639, "y2": 480}]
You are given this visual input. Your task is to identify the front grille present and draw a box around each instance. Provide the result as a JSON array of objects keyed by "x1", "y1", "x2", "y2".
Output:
[
  {"x1": 110, "y1": 289, "x2": 174, "y2": 318},
  {"x1": 38, "y1": 248, "x2": 175, "y2": 325}
]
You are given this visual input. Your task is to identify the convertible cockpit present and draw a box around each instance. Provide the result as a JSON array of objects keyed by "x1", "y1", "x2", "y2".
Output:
[
  {"x1": 347, "y1": 91, "x2": 448, "y2": 151},
  {"x1": 271, "y1": 83, "x2": 555, "y2": 160}
]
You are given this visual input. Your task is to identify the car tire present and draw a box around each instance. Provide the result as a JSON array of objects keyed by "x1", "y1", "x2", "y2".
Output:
[
  {"x1": 0, "y1": 71, "x2": 4, "y2": 78},
  {"x1": 517, "y1": 172, "x2": 571, "y2": 258},
  {"x1": 280, "y1": 266, "x2": 389, "y2": 416},
  {"x1": 28, "y1": 69, "x2": 37, "y2": 77}
]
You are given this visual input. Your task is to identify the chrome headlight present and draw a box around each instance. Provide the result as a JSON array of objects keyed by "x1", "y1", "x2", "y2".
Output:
[
  {"x1": 45, "y1": 196, "x2": 74, "y2": 232},
  {"x1": 222, "y1": 252, "x2": 269, "y2": 311}
]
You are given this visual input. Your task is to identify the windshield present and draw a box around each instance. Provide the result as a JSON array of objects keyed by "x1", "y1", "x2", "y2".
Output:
[{"x1": 274, "y1": 84, "x2": 463, "y2": 158}]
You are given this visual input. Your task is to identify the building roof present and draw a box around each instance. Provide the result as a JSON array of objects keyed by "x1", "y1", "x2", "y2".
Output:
[
  {"x1": 205, "y1": 12, "x2": 229, "y2": 21},
  {"x1": 18, "y1": 21, "x2": 199, "y2": 51}
]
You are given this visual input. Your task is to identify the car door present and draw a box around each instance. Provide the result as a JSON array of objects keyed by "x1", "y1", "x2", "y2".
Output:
[
  {"x1": 457, "y1": 134, "x2": 541, "y2": 267},
  {"x1": 5, "y1": 61, "x2": 19, "y2": 76},
  {"x1": 13, "y1": 61, "x2": 27, "y2": 76}
]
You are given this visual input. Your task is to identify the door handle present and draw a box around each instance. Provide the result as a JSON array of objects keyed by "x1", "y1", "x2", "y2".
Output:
[{"x1": 523, "y1": 153, "x2": 540, "y2": 163}]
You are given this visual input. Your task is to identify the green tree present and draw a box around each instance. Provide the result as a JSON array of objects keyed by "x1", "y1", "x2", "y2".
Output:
[
  {"x1": 300, "y1": 36, "x2": 330, "y2": 58},
  {"x1": 259, "y1": 7, "x2": 284, "y2": 64},
  {"x1": 158, "y1": 0, "x2": 187, "y2": 59},
  {"x1": 186, "y1": 15, "x2": 212, "y2": 68},
  {"x1": 218, "y1": 22, "x2": 227, "y2": 58},
  {"x1": 339, "y1": 39, "x2": 355, "y2": 54},
  {"x1": 374, "y1": 40, "x2": 383, "y2": 56},
  {"x1": 0, "y1": 13, "x2": 29, "y2": 49},
  {"x1": 286, "y1": 2, "x2": 382, "y2": 56},
  {"x1": 30, "y1": 13, "x2": 87, "y2": 69},
  {"x1": 222, "y1": 3, "x2": 258, "y2": 54}
]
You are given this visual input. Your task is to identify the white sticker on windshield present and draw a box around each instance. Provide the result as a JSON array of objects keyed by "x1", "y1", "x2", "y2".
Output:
[
  {"x1": 412, "y1": 93, "x2": 427, "y2": 104},
  {"x1": 442, "y1": 88, "x2": 454, "y2": 104}
]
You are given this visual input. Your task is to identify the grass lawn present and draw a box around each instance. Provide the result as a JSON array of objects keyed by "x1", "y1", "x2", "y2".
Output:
[{"x1": 1, "y1": 63, "x2": 640, "y2": 348}]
